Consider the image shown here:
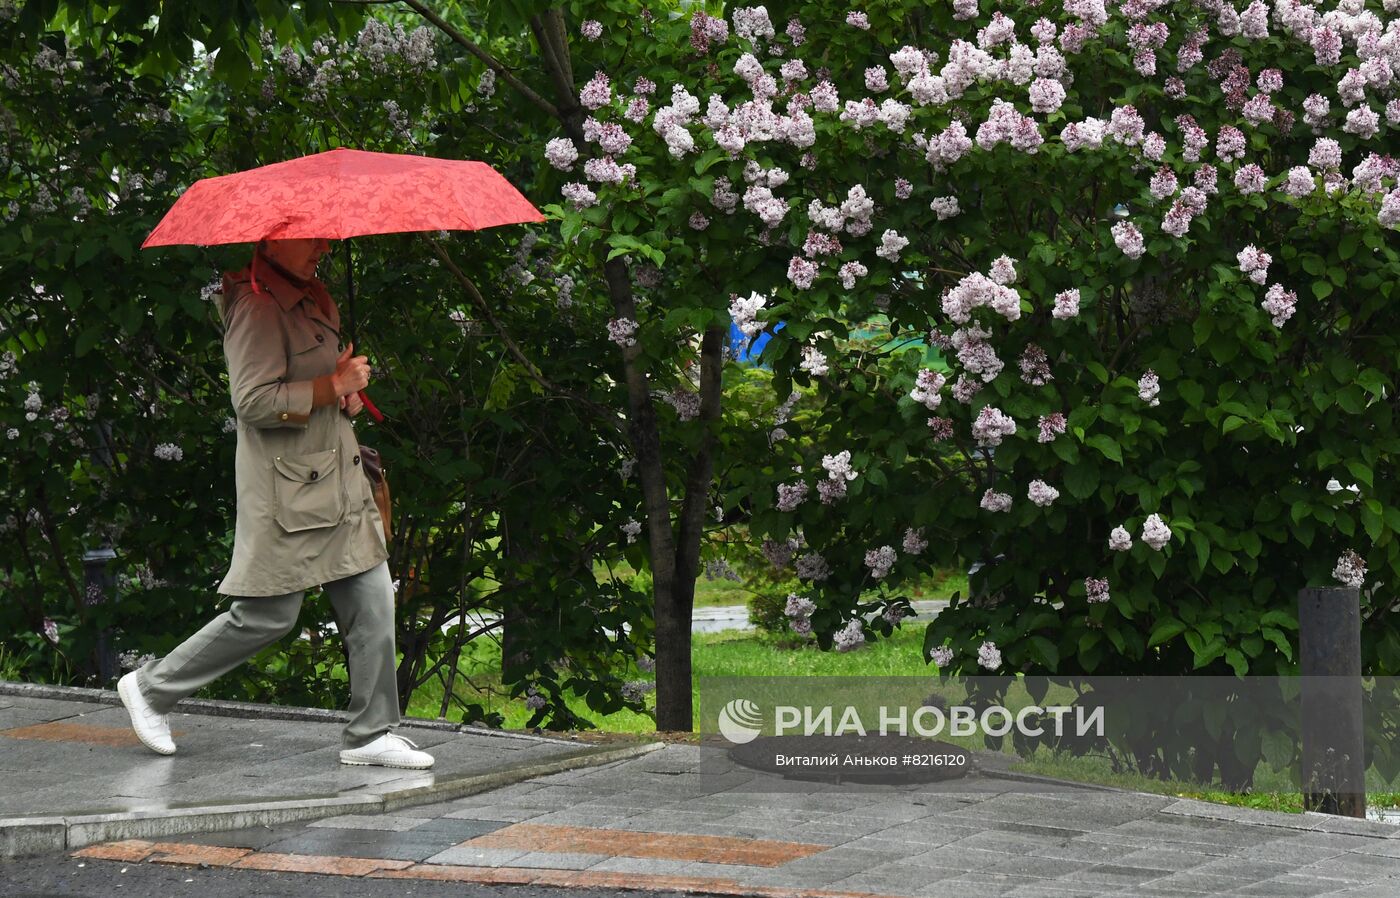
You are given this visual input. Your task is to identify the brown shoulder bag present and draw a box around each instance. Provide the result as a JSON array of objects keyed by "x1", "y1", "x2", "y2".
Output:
[{"x1": 357, "y1": 445, "x2": 393, "y2": 544}]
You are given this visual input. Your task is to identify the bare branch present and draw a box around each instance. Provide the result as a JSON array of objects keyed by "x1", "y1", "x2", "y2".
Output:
[{"x1": 400, "y1": 0, "x2": 561, "y2": 120}]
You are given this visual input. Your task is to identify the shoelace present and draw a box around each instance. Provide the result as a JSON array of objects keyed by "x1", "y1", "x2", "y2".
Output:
[{"x1": 384, "y1": 732, "x2": 420, "y2": 751}]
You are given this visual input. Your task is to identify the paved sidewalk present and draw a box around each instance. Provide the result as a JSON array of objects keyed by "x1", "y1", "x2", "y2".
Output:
[
  {"x1": 0, "y1": 685, "x2": 660, "y2": 857},
  {"x1": 68, "y1": 741, "x2": 1400, "y2": 897}
]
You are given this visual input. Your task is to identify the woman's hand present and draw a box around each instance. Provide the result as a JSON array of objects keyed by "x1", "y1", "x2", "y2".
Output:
[
  {"x1": 331, "y1": 342, "x2": 371, "y2": 397},
  {"x1": 340, "y1": 392, "x2": 364, "y2": 417}
]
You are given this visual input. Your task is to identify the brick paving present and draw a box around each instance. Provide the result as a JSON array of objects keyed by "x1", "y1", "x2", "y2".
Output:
[{"x1": 69, "y1": 742, "x2": 1400, "y2": 897}]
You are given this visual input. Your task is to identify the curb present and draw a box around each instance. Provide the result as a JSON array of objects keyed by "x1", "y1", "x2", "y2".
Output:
[
  {"x1": 0, "y1": 680, "x2": 574, "y2": 745},
  {"x1": 0, "y1": 739, "x2": 664, "y2": 858}
]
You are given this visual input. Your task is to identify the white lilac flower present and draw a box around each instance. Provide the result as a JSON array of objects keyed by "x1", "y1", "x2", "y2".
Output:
[
  {"x1": 988, "y1": 255, "x2": 1017, "y2": 285},
  {"x1": 153, "y1": 443, "x2": 183, "y2": 462},
  {"x1": 729, "y1": 292, "x2": 767, "y2": 337},
  {"x1": 1141, "y1": 513, "x2": 1172, "y2": 550},
  {"x1": 666, "y1": 389, "x2": 701, "y2": 421},
  {"x1": 1109, "y1": 526, "x2": 1133, "y2": 551},
  {"x1": 1027, "y1": 480, "x2": 1059, "y2": 507},
  {"x1": 930, "y1": 196, "x2": 960, "y2": 219},
  {"x1": 561, "y1": 182, "x2": 598, "y2": 209},
  {"x1": 579, "y1": 72, "x2": 611, "y2": 109},
  {"x1": 607, "y1": 317, "x2": 638, "y2": 348},
  {"x1": 838, "y1": 261, "x2": 867, "y2": 289},
  {"x1": 1262, "y1": 284, "x2": 1297, "y2": 327},
  {"x1": 1137, "y1": 369, "x2": 1161, "y2": 407},
  {"x1": 1237, "y1": 245, "x2": 1272, "y2": 284},
  {"x1": 972, "y1": 406, "x2": 1016, "y2": 447},
  {"x1": 1085, "y1": 577, "x2": 1111, "y2": 604},
  {"x1": 689, "y1": 211, "x2": 710, "y2": 230},
  {"x1": 846, "y1": 11, "x2": 871, "y2": 29},
  {"x1": 1111, "y1": 221, "x2": 1145, "y2": 259},
  {"x1": 865, "y1": 546, "x2": 897, "y2": 579},
  {"x1": 1309, "y1": 138, "x2": 1343, "y2": 171},
  {"x1": 910, "y1": 369, "x2": 946, "y2": 411},
  {"x1": 1052, "y1": 288, "x2": 1081, "y2": 319},
  {"x1": 785, "y1": 592, "x2": 816, "y2": 619},
  {"x1": 903, "y1": 528, "x2": 928, "y2": 555},
  {"x1": 822, "y1": 449, "x2": 859, "y2": 481},
  {"x1": 800, "y1": 345, "x2": 828, "y2": 376},
  {"x1": 980, "y1": 489, "x2": 1013, "y2": 512},
  {"x1": 787, "y1": 256, "x2": 818, "y2": 289},
  {"x1": 1333, "y1": 549, "x2": 1366, "y2": 588},
  {"x1": 621, "y1": 518, "x2": 642, "y2": 544},
  {"x1": 1234, "y1": 164, "x2": 1267, "y2": 194},
  {"x1": 1282, "y1": 166, "x2": 1316, "y2": 198},
  {"x1": 834, "y1": 618, "x2": 866, "y2": 652},
  {"x1": 41, "y1": 618, "x2": 59, "y2": 644},
  {"x1": 930, "y1": 645, "x2": 954, "y2": 668},
  {"x1": 580, "y1": 19, "x2": 602, "y2": 40},
  {"x1": 977, "y1": 640, "x2": 1002, "y2": 670}
]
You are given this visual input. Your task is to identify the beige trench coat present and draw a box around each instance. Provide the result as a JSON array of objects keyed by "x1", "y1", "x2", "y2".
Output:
[{"x1": 216, "y1": 263, "x2": 388, "y2": 597}]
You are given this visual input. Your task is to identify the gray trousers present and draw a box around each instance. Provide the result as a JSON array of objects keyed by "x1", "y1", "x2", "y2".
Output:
[{"x1": 136, "y1": 561, "x2": 400, "y2": 749}]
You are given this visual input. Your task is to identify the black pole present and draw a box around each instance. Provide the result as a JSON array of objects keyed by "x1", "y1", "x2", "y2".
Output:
[
  {"x1": 342, "y1": 238, "x2": 356, "y2": 345},
  {"x1": 1298, "y1": 586, "x2": 1366, "y2": 818}
]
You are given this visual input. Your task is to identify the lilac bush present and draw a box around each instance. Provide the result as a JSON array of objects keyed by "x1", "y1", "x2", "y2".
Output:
[{"x1": 547, "y1": 0, "x2": 1400, "y2": 679}]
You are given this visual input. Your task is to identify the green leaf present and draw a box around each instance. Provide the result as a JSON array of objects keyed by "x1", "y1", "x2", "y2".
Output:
[
  {"x1": 1177, "y1": 380, "x2": 1204, "y2": 406},
  {"x1": 1084, "y1": 434, "x2": 1122, "y2": 463},
  {"x1": 1063, "y1": 461, "x2": 1100, "y2": 499},
  {"x1": 1313, "y1": 280, "x2": 1334, "y2": 300},
  {"x1": 1148, "y1": 617, "x2": 1187, "y2": 647}
]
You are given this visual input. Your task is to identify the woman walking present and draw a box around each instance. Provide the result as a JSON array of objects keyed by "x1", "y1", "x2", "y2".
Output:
[{"x1": 118, "y1": 237, "x2": 433, "y2": 770}]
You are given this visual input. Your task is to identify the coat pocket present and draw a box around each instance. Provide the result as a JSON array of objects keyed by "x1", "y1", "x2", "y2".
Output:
[{"x1": 271, "y1": 448, "x2": 346, "y2": 532}]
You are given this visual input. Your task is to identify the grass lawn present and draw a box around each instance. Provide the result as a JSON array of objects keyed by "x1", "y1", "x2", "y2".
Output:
[{"x1": 406, "y1": 620, "x2": 1400, "y2": 814}]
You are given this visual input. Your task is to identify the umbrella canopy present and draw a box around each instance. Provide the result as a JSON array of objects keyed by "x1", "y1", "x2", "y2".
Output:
[{"x1": 141, "y1": 147, "x2": 544, "y2": 248}]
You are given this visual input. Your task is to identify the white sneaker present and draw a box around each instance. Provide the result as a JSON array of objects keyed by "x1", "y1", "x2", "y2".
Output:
[
  {"x1": 117, "y1": 671, "x2": 176, "y2": 756},
  {"x1": 339, "y1": 732, "x2": 434, "y2": 770}
]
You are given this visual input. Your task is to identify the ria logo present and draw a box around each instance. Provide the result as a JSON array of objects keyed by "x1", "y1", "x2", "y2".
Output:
[{"x1": 717, "y1": 698, "x2": 764, "y2": 744}]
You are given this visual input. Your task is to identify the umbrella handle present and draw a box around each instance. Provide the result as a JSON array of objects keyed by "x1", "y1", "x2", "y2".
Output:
[{"x1": 359, "y1": 390, "x2": 384, "y2": 422}]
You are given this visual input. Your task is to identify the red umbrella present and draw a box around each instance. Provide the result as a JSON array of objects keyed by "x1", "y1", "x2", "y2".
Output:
[{"x1": 142, "y1": 147, "x2": 546, "y2": 419}]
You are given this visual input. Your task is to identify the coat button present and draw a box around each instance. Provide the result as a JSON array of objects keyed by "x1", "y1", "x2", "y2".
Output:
[
  {"x1": 279, "y1": 412, "x2": 289, "y2": 421},
  {"x1": 316, "y1": 333, "x2": 325, "y2": 343},
  {"x1": 310, "y1": 470, "x2": 318, "y2": 480},
  {"x1": 353, "y1": 455, "x2": 360, "y2": 465}
]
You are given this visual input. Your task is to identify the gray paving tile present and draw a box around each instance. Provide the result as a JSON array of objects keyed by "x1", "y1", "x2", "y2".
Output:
[
  {"x1": 306, "y1": 814, "x2": 428, "y2": 831},
  {"x1": 584, "y1": 855, "x2": 694, "y2": 875},
  {"x1": 422, "y1": 845, "x2": 530, "y2": 866},
  {"x1": 1228, "y1": 875, "x2": 1358, "y2": 897},
  {"x1": 261, "y1": 826, "x2": 468, "y2": 862},
  {"x1": 493, "y1": 850, "x2": 608, "y2": 870}
]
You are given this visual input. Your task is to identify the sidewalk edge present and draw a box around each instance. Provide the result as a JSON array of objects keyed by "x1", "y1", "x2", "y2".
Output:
[
  {"x1": 0, "y1": 680, "x2": 574, "y2": 744},
  {"x1": 0, "y1": 739, "x2": 664, "y2": 858}
]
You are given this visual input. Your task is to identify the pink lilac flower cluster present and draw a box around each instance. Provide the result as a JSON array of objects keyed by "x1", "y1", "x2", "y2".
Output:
[
  {"x1": 607, "y1": 317, "x2": 638, "y2": 348},
  {"x1": 777, "y1": 481, "x2": 809, "y2": 512},
  {"x1": 785, "y1": 592, "x2": 816, "y2": 637},
  {"x1": 978, "y1": 640, "x2": 1002, "y2": 670},
  {"x1": 1237, "y1": 244, "x2": 1271, "y2": 284},
  {"x1": 1019, "y1": 344, "x2": 1053, "y2": 386},
  {"x1": 865, "y1": 545, "x2": 897, "y2": 579},
  {"x1": 910, "y1": 369, "x2": 946, "y2": 410},
  {"x1": 980, "y1": 489, "x2": 1012, "y2": 512},
  {"x1": 1027, "y1": 480, "x2": 1059, "y2": 507},
  {"x1": 903, "y1": 528, "x2": 928, "y2": 555},
  {"x1": 1259, "y1": 283, "x2": 1297, "y2": 327},
  {"x1": 1052, "y1": 288, "x2": 1081, "y2": 319},
  {"x1": 1109, "y1": 526, "x2": 1132, "y2": 551},
  {"x1": 834, "y1": 619, "x2": 866, "y2": 652},
  {"x1": 972, "y1": 406, "x2": 1016, "y2": 447},
  {"x1": 1037, "y1": 412, "x2": 1066, "y2": 443},
  {"x1": 1085, "y1": 577, "x2": 1110, "y2": 604},
  {"x1": 929, "y1": 645, "x2": 955, "y2": 667}
]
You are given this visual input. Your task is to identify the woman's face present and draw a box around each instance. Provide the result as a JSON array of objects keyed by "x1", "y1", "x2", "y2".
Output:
[{"x1": 262, "y1": 238, "x2": 331, "y2": 279}]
